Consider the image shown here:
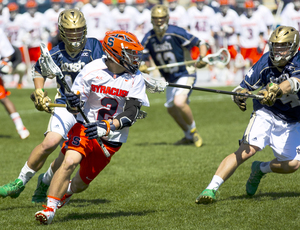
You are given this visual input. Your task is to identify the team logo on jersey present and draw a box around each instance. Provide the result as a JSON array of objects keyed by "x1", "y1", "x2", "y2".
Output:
[
  {"x1": 81, "y1": 52, "x2": 89, "y2": 57},
  {"x1": 61, "y1": 60, "x2": 85, "y2": 73},
  {"x1": 153, "y1": 41, "x2": 172, "y2": 52},
  {"x1": 91, "y1": 84, "x2": 129, "y2": 97},
  {"x1": 246, "y1": 68, "x2": 254, "y2": 78}
]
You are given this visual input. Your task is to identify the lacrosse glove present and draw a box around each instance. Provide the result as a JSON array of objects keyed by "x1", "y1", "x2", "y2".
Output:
[
  {"x1": 195, "y1": 56, "x2": 207, "y2": 69},
  {"x1": 84, "y1": 120, "x2": 116, "y2": 139},
  {"x1": 233, "y1": 88, "x2": 252, "y2": 111},
  {"x1": 258, "y1": 82, "x2": 283, "y2": 107},
  {"x1": 30, "y1": 88, "x2": 53, "y2": 113},
  {"x1": 65, "y1": 91, "x2": 82, "y2": 114}
]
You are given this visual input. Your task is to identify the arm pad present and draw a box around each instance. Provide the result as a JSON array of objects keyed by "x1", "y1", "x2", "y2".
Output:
[{"x1": 115, "y1": 97, "x2": 142, "y2": 129}]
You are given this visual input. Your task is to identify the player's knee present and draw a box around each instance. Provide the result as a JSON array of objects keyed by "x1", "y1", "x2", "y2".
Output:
[
  {"x1": 173, "y1": 98, "x2": 187, "y2": 109},
  {"x1": 63, "y1": 156, "x2": 79, "y2": 171}
]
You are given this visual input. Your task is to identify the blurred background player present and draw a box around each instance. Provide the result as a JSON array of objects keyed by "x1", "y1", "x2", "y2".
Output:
[
  {"x1": 110, "y1": 0, "x2": 139, "y2": 32},
  {"x1": 34, "y1": 30, "x2": 149, "y2": 225},
  {"x1": 281, "y1": 0, "x2": 300, "y2": 31},
  {"x1": 0, "y1": 9, "x2": 104, "y2": 204},
  {"x1": 43, "y1": 0, "x2": 64, "y2": 48},
  {"x1": 140, "y1": 4, "x2": 207, "y2": 147},
  {"x1": 167, "y1": 0, "x2": 188, "y2": 29},
  {"x1": 5, "y1": 2, "x2": 27, "y2": 89},
  {"x1": 187, "y1": 0, "x2": 216, "y2": 81},
  {"x1": 63, "y1": 0, "x2": 74, "y2": 10},
  {"x1": 237, "y1": 0, "x2": 267, "y2": 68},
  {"x1": 133, "y1": 0, "x2": 152, "y2": 42},
  {"x1": 0, "y1": 0, "x2": 9, "y2": 29},
  {"x1": 214, "y1": 0, "x2": 241, "y2": 84},
  {"x1": 81, "y1": 0, "x2": 111, "y2": 42},
  {"x1": 103, "y1": 0, "x2": 114, "y2": 11},
  {"x1": 0, "y1": 27, "x2": 30, "y2": 139}
]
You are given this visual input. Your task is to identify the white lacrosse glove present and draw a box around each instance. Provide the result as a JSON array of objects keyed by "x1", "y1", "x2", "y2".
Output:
[
  {"x1": 38, "y1": 56, "x2": 56, "y2": 78},
  {"x1": 142, "y1": 73, "x2": 166, "y2": 93},
  {"x1": 30, "y1": 88, "x2": 53, "y2": 113}
]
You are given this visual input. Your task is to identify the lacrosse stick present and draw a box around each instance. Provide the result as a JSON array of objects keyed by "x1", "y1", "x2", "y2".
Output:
[
  {"x1": 146, "y1": 48, "x2": 230, "y2": 72},
  {"x1": 142, "y1": 74, "x2": 264, "y2": 99},
  {"x1": 40, "y1": 42, "x2": 111, "y2": 158}
]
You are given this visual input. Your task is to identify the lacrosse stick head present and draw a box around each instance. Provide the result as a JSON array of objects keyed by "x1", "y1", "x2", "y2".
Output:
[
  {"x1": 58, "y1": 9, "x2": 87, "y2": 58},
  {"x1": 103, "y1": 30, "x2": 144, "y2": 74},
  {"x1": 142, "y1": 73, "x2": 166, "y2": 93},
  {"x1": 151, "y1": 5, "x2": 169, "y2": 38},
  {"x1": 204, "y1": 48, "x2": 230, "y2": 66}
]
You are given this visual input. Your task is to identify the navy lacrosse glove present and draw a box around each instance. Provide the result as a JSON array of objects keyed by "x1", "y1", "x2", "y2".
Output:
[
  {"x1": 65, "y1": 91, "x2": 81, "y2": 114},
  {"x1": 84, "y1": 120, "x2": 116, "y2": 140}
]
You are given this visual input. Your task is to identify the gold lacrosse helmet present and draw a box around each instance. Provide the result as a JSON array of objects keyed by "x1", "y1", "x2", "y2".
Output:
[
  {"x1": 151, "y1": 4, "x2": 169, "y2": 38},
  {"x1": 58, "y1": 9, "x2": 87, "y2": 58},
  {"x1": 268, "y1": 26, "x2": 300, "y2": 67}
]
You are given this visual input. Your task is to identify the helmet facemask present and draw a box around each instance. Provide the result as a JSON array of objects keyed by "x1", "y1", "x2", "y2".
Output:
[
  {"x1": 169, "y1": 2, "x2": 177, "y2": 11},
  {"x1": 152, "y1": 16, "x2": 168, "y2": 38},
  {"x1": 196, "y1": 2, "x2": 205, "y2": 11},
  {"x1": 294, "y1": 0, "x2": 300, "y2": 10}
]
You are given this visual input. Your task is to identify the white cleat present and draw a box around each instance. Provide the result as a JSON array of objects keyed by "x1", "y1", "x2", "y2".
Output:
[
  {"x1": 57, "y1": 193, "x2": 72, "y2": 209},
  {"x1": 35, "y1": 205, "x2": 55, "y2": 225},
  {"x1": 18, "y1": 127, "x2": 30, "y2": 139}
]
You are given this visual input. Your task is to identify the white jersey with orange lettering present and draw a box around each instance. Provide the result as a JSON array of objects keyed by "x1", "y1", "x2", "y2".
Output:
[
  {"x1": 281, "y1": 5, "x2": 300, "y2": 31},
  {"x1": 81, "y1": 2, "x2": 111, "y2": 41},
  {"x1": 134, "y1": 8, "x2": 152, "y2": 42},
  {"x1": 239, "y1": 12, "x2": 267, "y2": 48},
  {"x1": 187, "y1": 5, "x2": 216, "y2": 43},
  {"x1": 169, "y1": 5, "x2": 188, "y2": 29},
  {"x1": 110, "y1": 6, "x2": 139, "y2": 32},
  {"x1": 71, "y1": 57, "x2": 150, "y2": 143},
  {"x1": 4, "y1": 13, "x2": 25, "y2": 48}
]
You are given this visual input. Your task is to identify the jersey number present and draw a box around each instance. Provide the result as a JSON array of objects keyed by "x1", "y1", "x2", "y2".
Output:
[
  {"x1": 97, "y1": 97, "x2": 118, "y2": 121},
  {"x1": 156, "y1": 52, "x2": 179, "y2": 74}
]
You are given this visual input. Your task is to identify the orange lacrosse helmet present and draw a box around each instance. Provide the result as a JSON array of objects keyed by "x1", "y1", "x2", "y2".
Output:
[
  {"x1": 103, "y1": 30, "x2": 144, "y2": 74},
  {"x1": 7, "y1": 2, "x2": 19, "y2": 11},
  {"x1": 103, "y1": 0, "x2": 112, "y2": 5},
  {"x1": 245, "y1": 0, "x2": 254, "y2": 8},
  {"x1": 25, "y1": 0, "x2": 37, "y2": 8},
  {"x1": 219, "y1": 0, "x2": 229, "y2": 5},
  {"x1": 117, "y1": 0, "x2": 126, "y2": 3},
  {"x1": 195, "y1": 0, "x2": 205, "y2": 2},
  {"x1": 136, "y1": 0, "x2": 146, "y2": 3}
]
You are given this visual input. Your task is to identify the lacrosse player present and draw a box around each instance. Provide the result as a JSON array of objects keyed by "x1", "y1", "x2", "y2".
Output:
[
  {"x1": 139, "y1": 4, "x2": 207, "y2": 147},
  {"x1": 281, "y1": 0, "x2": 300, "y2": 32},
  {"x1": 0, "y1": 9, "x2": 104, "y2": 203},
  {"x1": 35, "y1": 30, "x2": 149, "y2": 225},
  {"x1": 0, "y1": 28, "x2": 30, "y2": 139},
  {"x1": 196, "y1": 26, "x2": 300, "y2": 204},
  {"x1": 167, "y1": 0, "x2": 189, "y2": 29}
]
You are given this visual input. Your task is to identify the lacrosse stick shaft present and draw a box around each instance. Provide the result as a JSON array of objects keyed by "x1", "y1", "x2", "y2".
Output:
[
  {"x1": 147, "y1": 60, "x2": 197, "y2": 71},
  {"x1": 167, "y1": 83, "x2": 264, "y2": 100},
  {"x1": 46, "y1": 103, "x2": 67, "y2": 108}
]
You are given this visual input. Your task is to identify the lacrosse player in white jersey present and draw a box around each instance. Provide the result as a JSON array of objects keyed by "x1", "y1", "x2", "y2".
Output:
[
  {"x1": 237, "y1": 0, "x2": 267, "y2": 66},
  {"x1": 133, "y1": 0, "x2": 152, "y2": 42},
  {"x1": 35, "y1": 30, "x2": 149, "y2": 225},
  {"x1": 43, "y1": 0, "x2": 64, "y2": 47},
  {"x1": 0, "y1": 28, "x2": 30, "y2": 139},
  {"x1": 167, "y1": 0, "x2": 189, "y2": 29},
  {"x1": 81, "y1": 0, "x2": 111, "y2": 42},
  {"x1": 281, "y1": 0, "x2": 300, "y2": 33},
  {"x1": 110, "y1": 0, "x2": 139, "y2": 32},
  {"x1": 0, "y1": 0, "x2": 9, "y2": 30}
]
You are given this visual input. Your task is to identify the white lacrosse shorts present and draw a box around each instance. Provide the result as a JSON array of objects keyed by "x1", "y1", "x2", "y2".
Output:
[
  {"x1": 164, "y1": 76, "x2": 195, "y2": 108},
  {"x1": 243, "y1": 107, "x2": 300, "y2": 162},
  {"x1": 45, "y1": 107, "x2": 77, "y2": 140}
]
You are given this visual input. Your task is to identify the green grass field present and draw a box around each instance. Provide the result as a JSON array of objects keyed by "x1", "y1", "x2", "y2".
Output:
[{"x1": 0, "y1": 87, "x2": 299, "y2": 230}]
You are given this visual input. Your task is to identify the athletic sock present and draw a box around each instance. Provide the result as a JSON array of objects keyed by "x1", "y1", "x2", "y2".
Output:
[
  {"x1": 66, "y1": 180, "x2": 74, "y2": 196},
  {"x1": 260, "y1": 161, "x2": 272, "y2": 174},
  {"x1": 42, "y1": 164, "x2": 54, "y2": 186},
  {"x1": 10, "y1": 112, "x2": 24, "y2": 130},
  {"x1": 206, "y1": 175, "x2": 224, "y2": 191},
  {"x1": 18, "y1": 161, "x2": 36, "y2": 185},
  {"x1": 185, "y1": 121, "x2": 196, "y2": 140},
  {"x1": 47, "y1": 196, "x2": 60, "y2": 211}
]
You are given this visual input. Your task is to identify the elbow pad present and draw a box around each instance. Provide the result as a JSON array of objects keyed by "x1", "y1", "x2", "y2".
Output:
[{"x1": 115, "y1": 97, "x2": 142, "y2": 129}]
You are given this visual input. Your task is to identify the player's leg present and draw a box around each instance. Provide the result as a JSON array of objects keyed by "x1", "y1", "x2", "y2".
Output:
[
  {"x1": 0, "y1": 78, "x2": 30, "y2": 139},
  {"x1": 35, "y1": 149, "x2": 82, "y2": 225}
]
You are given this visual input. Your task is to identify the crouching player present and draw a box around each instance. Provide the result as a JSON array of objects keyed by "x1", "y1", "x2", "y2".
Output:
[{"x1": 35, "y1": 30, "x2": 149, "y2": 225}]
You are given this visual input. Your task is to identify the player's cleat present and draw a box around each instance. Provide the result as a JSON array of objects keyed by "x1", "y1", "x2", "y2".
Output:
[
  {"x1": 195, "y1": 189, "x2": 218, "y2": 204},
  {"x1": 32, "y1": 174, "x2": 49, "y2": 204},
  {"x1": 57, "y1": 193, "x2": 73, "y2": 209},
  {"x1": 0, "y1": 178, "x2": 25, "y2": 198},
  {"x1": 35, "y1": 205, "x2": 55, "y2": 225},
  {"x1": 17, "y1": 127, "x2": 30, "y2": 139},
  {"x1": 246, "y1": 161, "x2": 266, "y2": 196},
  {"x1": 190, "y1": 128, "x2": 203, "y2": 147}
]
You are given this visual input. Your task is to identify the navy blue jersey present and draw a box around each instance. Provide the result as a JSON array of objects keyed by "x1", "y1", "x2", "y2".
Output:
[
  {"x1": 141, "y1": 25, "x2": 199, "y2": 83},
  {"x1": 241, "y1": 52, "x2": 300, "y2": 123},
  {"x1": 35, "y1": 38, "x2": 104, "y2": 104}
]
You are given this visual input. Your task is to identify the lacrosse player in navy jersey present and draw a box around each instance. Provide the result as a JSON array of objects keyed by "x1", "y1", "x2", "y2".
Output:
[
  {"x1": 196, "y1": 26, "x2": 300, "y2": 204},
  {"x1": 139, "y1": 4, "x2": 208, "y2": 147},
  {"x1": 0, "y1": 9, "x2": 104, "y2": 203}
]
